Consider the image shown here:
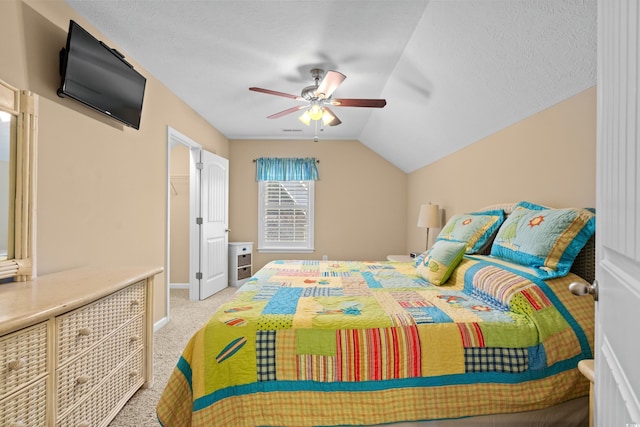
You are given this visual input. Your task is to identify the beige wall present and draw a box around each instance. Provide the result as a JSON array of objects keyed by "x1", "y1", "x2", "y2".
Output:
[
  {"x1": 406, "y1": 86, "x2": 596, "y2": 254},
  {"x1": 169, "y1": 144, "x2": 190, "y2": 284},
  {"x1": 229, "y1": 139, "x2": 408, "y2": 271},
  {"x1": 1, "y1": 0, "x2": 229, "y2": 323}
]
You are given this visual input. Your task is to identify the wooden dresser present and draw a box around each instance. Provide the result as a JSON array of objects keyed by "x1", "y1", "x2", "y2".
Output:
[{"x1": 0, "y1": 266, "x2": 162, "y2": 427}]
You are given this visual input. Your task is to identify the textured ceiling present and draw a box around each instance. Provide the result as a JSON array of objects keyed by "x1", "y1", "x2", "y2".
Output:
[{"x1": 64, "y1": 0, "x2": 596, "y2": 173}]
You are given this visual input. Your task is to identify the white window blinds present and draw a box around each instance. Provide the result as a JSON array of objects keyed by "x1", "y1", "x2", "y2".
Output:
[{"x1": 258, "y1": 180, "x2": 314, "y2": 252}]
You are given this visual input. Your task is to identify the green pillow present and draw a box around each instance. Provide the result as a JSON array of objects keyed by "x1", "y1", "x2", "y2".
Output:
[
  {"x1": 416, "y1": 240, "x2": 466, "y2": 286},
  {"x1": 436, "y1": 210, "x2": 505, "y2": 254}
]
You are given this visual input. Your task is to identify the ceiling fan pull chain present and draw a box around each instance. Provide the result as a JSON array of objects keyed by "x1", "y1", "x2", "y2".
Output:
[{"x1": 313, "y1": 120, "x2": 319, "y2": 142}]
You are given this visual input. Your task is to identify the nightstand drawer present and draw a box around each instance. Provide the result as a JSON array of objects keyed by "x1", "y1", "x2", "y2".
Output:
[
  {"x1": 237, "y1": 253, "x2": 251, "y2": 267},
  {"x1": 237, "y1": 266, "x2": 252, "y2": 280}
]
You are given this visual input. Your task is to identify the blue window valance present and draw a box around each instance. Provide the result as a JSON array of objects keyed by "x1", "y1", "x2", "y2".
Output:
[{"x1": 255, "y1": 157, "x2": 319, "y2": 181}]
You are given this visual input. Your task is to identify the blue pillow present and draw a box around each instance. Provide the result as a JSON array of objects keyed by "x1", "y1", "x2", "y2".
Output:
[
  {"x1": 490, "y1": 202, "x2": 595, "y2": 279},
  {"x1": 436, "y1": 210, "x2": 505, "y2": 254}
]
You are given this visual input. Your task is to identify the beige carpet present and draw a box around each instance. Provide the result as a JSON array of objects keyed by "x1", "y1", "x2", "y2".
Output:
[{"x1": 109, "y1": 287, "x2": 237, "y2": 426}]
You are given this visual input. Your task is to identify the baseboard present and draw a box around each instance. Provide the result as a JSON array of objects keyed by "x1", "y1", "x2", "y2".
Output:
[
  {"x1": 157, "y1": 283, "x2": 189, "y2": 331},
  {"x1": 154, "y1": 315, "x2": 169, "y2": 332},
  {"x1": 170, "y1": 282, "x2": 190, "y2": 289}
]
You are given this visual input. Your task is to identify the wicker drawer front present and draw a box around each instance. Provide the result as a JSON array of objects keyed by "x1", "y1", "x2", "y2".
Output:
[
  {"x1": 57, "y1": 281, "x2": 145, "y2": 365},
  {"x1": 0, "y1": 376, "x2": 47, "y2": 427},
  {"x1": 237, "y1": 266, "x2": 252, "y2": 280},
  {"x1": 0, "y1": 322, "x2": 48, "y2": 400},
  {"x1": 237, "y1": 253, "x2": 251, "y2": 267},
  {"x1": 56, "y1": 348, "x2": 144, "y2": 427},
  {"x1": 56, "y1": 315, "x2": 144, "y2": 416}
]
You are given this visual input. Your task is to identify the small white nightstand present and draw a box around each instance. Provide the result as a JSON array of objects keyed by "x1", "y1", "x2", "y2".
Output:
[
  {"x1": 387, "y1": 255, "x2": 414, "y2": 263},
  {"x1": 229, "y1": 242, "x2": 253, "y2": 287}
]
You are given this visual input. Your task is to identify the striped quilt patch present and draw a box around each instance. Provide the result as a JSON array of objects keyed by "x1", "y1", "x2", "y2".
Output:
[{"x1": 336, "y1": 326, "x2": 421, "y2": 381}]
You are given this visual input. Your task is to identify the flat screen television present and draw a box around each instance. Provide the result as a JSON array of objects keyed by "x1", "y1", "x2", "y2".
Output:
[{"x1": 57, "y1": 20, "x2": 146, "y2": 130}]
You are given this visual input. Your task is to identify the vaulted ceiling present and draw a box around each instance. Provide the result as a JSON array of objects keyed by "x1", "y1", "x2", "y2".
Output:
[{"x1": 65, "y1": 0, "x2": 596, "y2": 173}]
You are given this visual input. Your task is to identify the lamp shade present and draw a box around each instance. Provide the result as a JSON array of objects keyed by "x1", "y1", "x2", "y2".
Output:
[
  {"x1": 298, "y1": 110, "x2": 311, "y2": 126},
  {"x1": 417, "y1": 204, "x2": 440, "y2": 228}
]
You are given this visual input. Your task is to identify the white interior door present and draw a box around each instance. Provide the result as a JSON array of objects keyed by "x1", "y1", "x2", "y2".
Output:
[
  {"x1": 595, "y1": 1, "x2": 640, "y2": 424},
  {"x1": 198, "y1": 149, "x2": 229, "y2": 300}
]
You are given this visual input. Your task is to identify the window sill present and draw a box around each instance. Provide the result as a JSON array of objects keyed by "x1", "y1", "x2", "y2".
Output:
[{"x1": 257, "y1": 248, "x2": 315, "y2": 254}]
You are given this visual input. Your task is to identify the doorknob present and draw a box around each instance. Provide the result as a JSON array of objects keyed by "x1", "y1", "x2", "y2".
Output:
[
  {"x1": 569, "y1": 279, "x2": 598, "y2": 301},
  {"x1": 225, "y1": 228, "x2": 231, "y2": 233}
]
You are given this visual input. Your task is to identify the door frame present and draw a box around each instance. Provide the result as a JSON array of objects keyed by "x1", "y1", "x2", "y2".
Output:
[{"x1": 166, "y1": 127, "x2": 202, "y2": 311}]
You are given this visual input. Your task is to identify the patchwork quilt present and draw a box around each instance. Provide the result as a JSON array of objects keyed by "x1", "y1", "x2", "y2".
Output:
[{"x1": 157, "y1": 257, "x2": 594, "y2": 427}]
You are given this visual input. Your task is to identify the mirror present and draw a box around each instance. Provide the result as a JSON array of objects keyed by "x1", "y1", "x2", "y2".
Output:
[
  {"x1": 0, "y1": 111, "x2": 16, "y2": 261},
  {"x1": 0, "y1": 79, "x2": 37, "y2": 282}
]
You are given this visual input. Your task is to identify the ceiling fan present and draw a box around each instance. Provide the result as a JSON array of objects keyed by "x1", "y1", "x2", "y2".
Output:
[{"x1": 249, "y1": 68, "x2": 386, "y2": 127}]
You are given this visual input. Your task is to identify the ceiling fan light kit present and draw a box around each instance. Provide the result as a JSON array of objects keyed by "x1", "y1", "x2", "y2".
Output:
[{"x1": 249, "y1": 68, "x2": 386, "y2": 135}]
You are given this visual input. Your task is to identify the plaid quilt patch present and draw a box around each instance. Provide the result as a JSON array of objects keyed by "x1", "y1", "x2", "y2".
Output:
[
  {"x1": 256, "y1": 330, "x2": 276, "y2": 381},
  {"x1": 464, "y1": 347, "x2": 528, "y2": 373}
]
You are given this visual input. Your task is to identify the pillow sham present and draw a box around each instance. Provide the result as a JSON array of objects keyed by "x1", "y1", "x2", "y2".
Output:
[
  {"x1": 436, "y1": 210, "x2": 505, "y2": 254},
  {"x1": 416, "y1": 240, "x2": 466, "y2": 286},
  {"x1": 490, "y1": 201, "x2": 595, "y2": 279}
]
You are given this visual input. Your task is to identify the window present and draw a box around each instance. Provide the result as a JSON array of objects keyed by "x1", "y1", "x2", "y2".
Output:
[{"x1": 258, "y1": 180, "x2": 314, "y2": 253}]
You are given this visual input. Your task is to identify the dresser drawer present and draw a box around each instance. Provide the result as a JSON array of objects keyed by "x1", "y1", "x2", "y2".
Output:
[
  {"x1": 56, "y1": 348, "x2": 144, "y2": 427},
  {"x1": 56, "y1": 315, "x2": 144, "y2": 416},
  {"x1": 0, "y1": 322, "x2": 48, "y2": 400},
  {"x1": 56, "y1": 281, "x2": 145, "y2": 365},
  {"x1": 0, "y1": 376, "x2": 47, "y2": 427}
]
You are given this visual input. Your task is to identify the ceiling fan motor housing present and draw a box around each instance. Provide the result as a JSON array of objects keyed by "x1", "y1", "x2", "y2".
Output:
[
  {"x1": 301, "y1": 85, "x2": 322, "y2": 101},
  {"x1": 301, "y1": 68, "x2": 326, "y2": 100}
]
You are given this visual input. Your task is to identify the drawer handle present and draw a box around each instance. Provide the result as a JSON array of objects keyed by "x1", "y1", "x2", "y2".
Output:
[
  {"x1": 9, "y1": 421, "x2": 24, "y2": 427},
  {"x1": 129, "y1": 370, "x2": 139, "y2": 377},
  {"x1": 8, "y1": 359, "x2": 25, "y2": 370},
  {"x1": 130, "y1": 335, "x2": 140, "y2": 342},
  {"x1": 76, "y1": 375, "x2": 90, "y2": 385},
  {"x1": 131, "y1": 299, "x2": 140, "y2": 306},
  {"x1": 78, "y1": 327, "x2": 92, "y2": 336}
]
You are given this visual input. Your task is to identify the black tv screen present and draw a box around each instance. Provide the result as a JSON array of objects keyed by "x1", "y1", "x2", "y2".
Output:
[{"x1": 57, "y1": 20, "x2": 146, "y2": 130}]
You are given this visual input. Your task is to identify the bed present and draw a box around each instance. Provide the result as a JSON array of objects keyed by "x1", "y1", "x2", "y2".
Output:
[{"x1": 157, "y1": 202, "x2": 596, "y2": 426}]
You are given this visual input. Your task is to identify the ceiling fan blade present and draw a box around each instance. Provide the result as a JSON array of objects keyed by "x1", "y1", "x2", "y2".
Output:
[
  {"x1": 267, "y1": 105, "x2": 307, "y2": 119},
  {"x1": 315, "y1": 70, "x2": 346, "y2": 99},
  {"x1": 331, "y1": 98, "x2": 387, "y2": 108},
  {"x1": 250, "y1": 87, "x2": 302, "y2": 100},
  {"x1": 323, "y1": 107, "x2": 342, "y2": 126}
]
